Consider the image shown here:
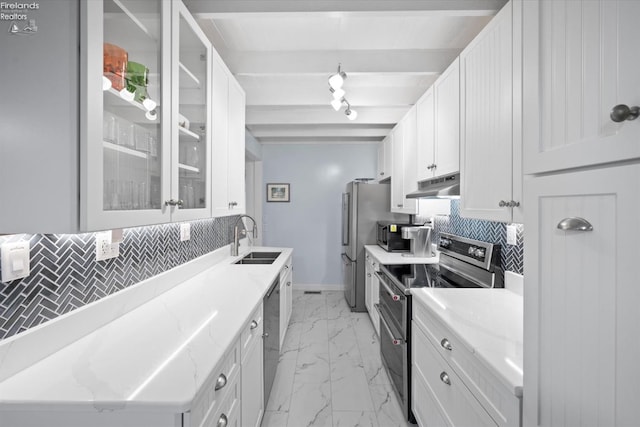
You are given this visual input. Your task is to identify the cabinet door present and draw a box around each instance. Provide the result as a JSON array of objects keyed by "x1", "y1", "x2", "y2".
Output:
[
  {"x1": 227, "y1": 79, "x2": 246, "y2": 214},
  {"x1": 524, "y1": 163, "x2": 640, "y2": 427},
  {"x1": 364, "y1": 256, "x2": 372, "y2": 313},
  {"x1": 171, "y1": 1, "x2": 212, "y2": 221},
  {"x1": 241, "y1": 326, "x2": 264, "y2": 427},
  {"x1": 390, "y1": 127, "x2": 405, "y2": 211},
  {"x1": 523, "y1": 0, "x2": 640, "y2": 174},
  {"x1": 433, "y1": 57, "x2": 460, "y2": 179},
  {"x1": 384, "y1": 136, "x2": 393, "y2": 182},
  {"x1": 402, "y1": 108, "x2": 418, "y2": 213},
  {"x1": 370, "y1": 263, "x2": 380, "y2": 337},
  {"x1": 211, "y1": 53, "x2": 230, "y2": 216},
  {"x1": 83, "y1": 0, "x2": 170, "y2": 231},
  {"x1": 377, "y1": 141, "x2": 386, "y2": 181},
  {"x1": 416, "y1": 86, "x2": 436, "y2": 182},
  {"x1": 460, "y1": 2, "x2": 518, "y2": 222},
  {"x1": 391, "y1": 116, "x2": 417, "y2": 214}
]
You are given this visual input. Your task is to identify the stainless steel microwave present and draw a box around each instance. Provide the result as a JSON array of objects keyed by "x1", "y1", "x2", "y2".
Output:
[{"x1": 376, "y1": 221, "x2": 412, "y2": 252}]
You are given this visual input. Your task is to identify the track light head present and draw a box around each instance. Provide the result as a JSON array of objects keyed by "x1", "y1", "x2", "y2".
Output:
[
  {"x1": 331, "y1": 98, "x2": 343, "y2": 111},
  {"x1": 328, "y1": 64, "x2": 347, "y2": 90},
  {"x1": 345, "y1": 108, "x2": 358, "y2": 121}
]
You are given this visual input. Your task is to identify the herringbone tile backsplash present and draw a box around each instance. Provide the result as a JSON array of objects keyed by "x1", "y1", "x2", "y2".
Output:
[
  {"x1": 428, "y1": 199, "x2": 524, "y2": 275},
  {"x1": 0, "y1": 216, "x2": 240, "y2": 340}
]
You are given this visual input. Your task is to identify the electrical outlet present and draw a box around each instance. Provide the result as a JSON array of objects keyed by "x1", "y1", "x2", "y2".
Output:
[
  {"x1": 96, "y1": 231, "x2": 119, "y2": 261},
  {"x1": 180, "y1": 223, "x2": 191, "y2": 242},
  {"x1": 506, "y1": 224, "x2": 518, "y2": 246}
]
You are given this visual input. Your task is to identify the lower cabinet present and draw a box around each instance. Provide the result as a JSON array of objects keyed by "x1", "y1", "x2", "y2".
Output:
[
  {"x1": 412, "y1": 297, "x2": 520, "y2": 427},
  {"x1": 364, "y1": 250, "x2": 380, "y2": 336},
  {"x1": 240, "y1": 304, "x2": 264, "y2": 427},
  {"x1": 279, "y1": 256, "x2": 293, "y2": 350}
]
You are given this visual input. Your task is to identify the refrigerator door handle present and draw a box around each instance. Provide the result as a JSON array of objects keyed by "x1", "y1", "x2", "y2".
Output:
[
  {"x1": 341, "y1": 192, "x2": 350, "y2": 246},
  {"x1": 341, "y1": 253, "x2": 351, "y2": 264}
]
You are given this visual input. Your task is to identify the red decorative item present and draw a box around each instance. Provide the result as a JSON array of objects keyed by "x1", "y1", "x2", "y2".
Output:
[{"x1": 103, "y1": 43, "x2": 128, "y2": 91}]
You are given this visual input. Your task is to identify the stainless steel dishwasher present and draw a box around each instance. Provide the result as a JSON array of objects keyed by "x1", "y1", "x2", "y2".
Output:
[{"x1": 263, "y1": 277, "x2": 280, "y2": 406}]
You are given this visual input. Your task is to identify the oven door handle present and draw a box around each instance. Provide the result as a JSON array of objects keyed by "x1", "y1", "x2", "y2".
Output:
[
  {"x1": 375, "y1": 304, "x2": 403, "y2": 345},
  {"x1": 375, "y1": 272, "x2": 402, "y2": 302},
  {"x1": 439, "y1": 262, "x2": 491, "y2": 288}
]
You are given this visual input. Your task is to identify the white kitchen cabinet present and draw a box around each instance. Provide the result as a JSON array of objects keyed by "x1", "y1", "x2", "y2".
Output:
[
  {"x1": 523, "y1": 163, "x2": 640, "y2": 427},
  {"x1": 415, "y1": 58, "x2": 460, "y2": 183},
  {"x1": 364, "y1": 250, "x2": 380, "y2": 337},
  {"x1": 384, "y1": 135, "x2": 393, "y2": 182},
  {"x1": 211, "y1": 52, "x2": 246, "y2": 217},
  {"x1": 391, "y1": 114, "x2": 418, "y2": 214},
  {"x1": 83, "y1": 0, "x2": 213, "y2": 231},
  {"x1": 279, "y1": 255, "x2": 293, "y2": 350},
  {"x1": 241, "y1": 304, "x2": 264, "y2": 427},
  {"x1": 459, "y1": 0, "x2": 523, "y2": 223},
  {"x1": 376, "y1": 140, "x2": 389, "y2": 181},
  {"x1": 522, "y1": 0, "x2": 640, "y2": 174}
]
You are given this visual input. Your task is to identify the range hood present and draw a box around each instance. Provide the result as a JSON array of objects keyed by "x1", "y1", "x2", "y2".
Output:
[{"x1": 405, "y1": 173, "x2": 460, "y2": 198}]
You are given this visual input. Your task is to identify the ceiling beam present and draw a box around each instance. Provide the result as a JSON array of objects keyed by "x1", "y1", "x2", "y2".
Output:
[
  {"x1": 248, "y1": 124, "x2": 392, "y2": 138},
  {"x1": 223, "y1": 49, "x2": 458, "y2": 75},
  {"x1": 246, "y1": 106, "x2": 409, "y2": 125},
  {"x1": 259, "y1": 136, "x2": 383, "y2": 144},
  {"x1": 186, "y1": 0, "x2": 507, "y2": 16}
]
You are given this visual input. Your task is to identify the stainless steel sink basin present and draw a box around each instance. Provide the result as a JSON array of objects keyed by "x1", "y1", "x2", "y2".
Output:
[
  {"x1": 242, "y1": 251, "x2": 281, "y2": 260},
  {"x1": 234, "y1": 251, "x2": 281, "y2": 265}
]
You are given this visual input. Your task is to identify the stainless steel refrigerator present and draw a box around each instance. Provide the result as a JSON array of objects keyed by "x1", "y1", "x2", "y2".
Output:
[{"x1": 341, "y1": 181, "x2": 405, "y2": 311}]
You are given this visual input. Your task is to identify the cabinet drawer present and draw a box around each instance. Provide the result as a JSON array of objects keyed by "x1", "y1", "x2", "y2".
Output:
[
  {"x1": 241, "y1": 304, "x2": 264, "y2": 362},
  {"x1": 413, "y1": 300, "x2": 520, "y2": 427},
  {"x1": 189, "y1": 339, "x2": 241, "y2": 427},
  {"x1": 279, "y1": 256, "x2": 292, "y2": 283},
  {"x1": 412, "y1": 325, "x2": 497, "y2": 427},
  {"x1": 203, "y1": 367, "x2": 240, "y2": 427}
]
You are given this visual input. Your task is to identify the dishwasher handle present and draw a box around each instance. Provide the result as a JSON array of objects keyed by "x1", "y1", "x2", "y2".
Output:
[{"x1": 266, "y1": 278, "x2": 279, "y2": 298}]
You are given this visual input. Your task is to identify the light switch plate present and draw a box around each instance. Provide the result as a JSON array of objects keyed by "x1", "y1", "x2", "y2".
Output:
[
  {"x1": 180, "y1": 223, "x2": 191, "y2": 242},
  {"x1": 506, "y1": 224, "x2": 518, "y2": 246},
  {"x1": 1, "y1": 241, "x2": 30, "y2": 283}
]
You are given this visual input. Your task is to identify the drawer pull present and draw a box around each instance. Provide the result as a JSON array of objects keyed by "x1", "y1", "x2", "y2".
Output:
[
  {"x1": 287, "y1": 281, "x2": 291, "y2": 286},
  {"x1": 217, "y1": 413, "x2": 228, "y2": 427},
  {"x1": 250, "y1": 320, "x2": 259, "y2": 330},
  {"x1": 440, "y1": 338, "x2": 452, "y2": 351},
  {"x1": 440, "y1": 371, "x2": 451, "y2": 386},
  {"x1": 214, "y1": 373, "x2": 227, "y2": 391},
  {"x1": 557, "y1": 217, "x2": 593, "y2": 232}
]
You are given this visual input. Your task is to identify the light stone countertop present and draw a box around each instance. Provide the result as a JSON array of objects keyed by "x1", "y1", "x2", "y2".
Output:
[
  {"x1": 0, "y1": 246, "x2": 292, "y2": 413},
  {"x1": 364, "y1": 244, "x2": 439, "y2": 265},
  {"x1": 412, "y1": 287, "x2": 523, "y2": 397}
]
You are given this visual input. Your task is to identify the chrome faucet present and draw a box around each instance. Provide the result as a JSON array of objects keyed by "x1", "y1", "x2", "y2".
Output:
[{"x1": 231, "y1": 215, "x2": 258, "y2": 256}]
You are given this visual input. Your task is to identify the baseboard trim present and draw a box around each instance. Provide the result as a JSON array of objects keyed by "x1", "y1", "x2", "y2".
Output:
[{"x1": 292, "y1": 283, "x2": 344, "y2": 292}]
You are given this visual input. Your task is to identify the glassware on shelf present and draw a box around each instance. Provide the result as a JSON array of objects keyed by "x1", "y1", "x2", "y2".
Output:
[
  {"x1": 103, "y1": 43, "x2": 128, "y2": 91},
  {"x1": 103, "y1": 111, "x2": 118, "y2": 143}
]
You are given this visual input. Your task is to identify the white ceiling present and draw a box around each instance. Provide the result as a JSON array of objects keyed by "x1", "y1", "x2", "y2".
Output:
[{"x1": 184, "y1": 0, "x2": 507, "y2": 145}]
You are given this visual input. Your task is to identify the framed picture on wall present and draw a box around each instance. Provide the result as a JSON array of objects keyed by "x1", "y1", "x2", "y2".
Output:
[{"x1": 266, "y1": 183, "x2": 290, "y2": 202}]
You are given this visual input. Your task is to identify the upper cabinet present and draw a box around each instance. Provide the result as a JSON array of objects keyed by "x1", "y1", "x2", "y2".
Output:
[
  {"x1": 211, "y1": 53, "x2": 246, "y2": 217},
  {"x1": 391, "y1": 113, "x2": 418, "y2": 214},
  {"x1": 416, "y1": 58, "x2": 460, "y2": 182},
  {"x1": 376, "y1": 138, "x2": 389, "y2": 182},
  {"x1": 522, "y1": 0, "x2": 640, "y2": 174},
  {"x1": 459, "y1": 1, "x2": 523, "y2": 223},
  {"x1": 83, "y1": 0, "x2": 214, "y2": 231}
]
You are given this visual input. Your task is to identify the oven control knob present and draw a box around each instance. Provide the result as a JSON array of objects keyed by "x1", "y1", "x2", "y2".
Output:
[
  {"x1": 392, "y1": 339, "x2": 402, "y2": 346},
  {"x1": 392, "y1": 295, "x2": 400, "y2": 302},
  {"x1": 474, "y1": 248, "x2": 485, "y2": 258}
]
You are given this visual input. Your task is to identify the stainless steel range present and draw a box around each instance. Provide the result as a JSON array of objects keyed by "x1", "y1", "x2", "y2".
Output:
[{"x1": 374, "y1": 233, "x2": 503, "y2": 423}]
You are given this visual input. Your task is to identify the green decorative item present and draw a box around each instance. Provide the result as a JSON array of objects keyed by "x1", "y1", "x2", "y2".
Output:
[{"x1": 126, "y1": 61, "x2": 149, "y2": 103}]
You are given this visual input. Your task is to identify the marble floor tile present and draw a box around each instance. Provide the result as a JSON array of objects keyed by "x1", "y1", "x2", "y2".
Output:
[
  {"x1": 262, "y1": 411, "x2": 289, "y2": 427},
  {"x1": 281, "y1": 320, "x2": 303, "y2": 360},
  {"x1": 304, "y1": 296, "x2": 328, "y2": 320},
  {"x1": 287, "y1": 382, "x2": 333, "y2": 427},
  {"x1": 332, "y1": 411, "x2": 380, "y2": 427},
  {"x1": 326, "y1": 293, "x2": 352, "y2": 320},
  {"x1": 267, "y1": 358, "x2": 297, "y2": 412},
  {"x1": 330, "y1": 362, "x2": 375, "y2": 412},
  {"x1": 295, "y1": 350, "x2": 331, "y2": 384},
  {"x1": 299, "y1": 319, "x2": 329, "y2": 355},
  {"x1": 328, "y1": 319, "x2": 361, "y2": 364},
  {"x1": 369, "y1": 384, "x2": 411, "y2": 427}
]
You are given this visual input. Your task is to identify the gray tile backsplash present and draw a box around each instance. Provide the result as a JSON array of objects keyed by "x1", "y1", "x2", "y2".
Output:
[{"x1": 0, "y1": 216, "x2": 241, "y2": 340}]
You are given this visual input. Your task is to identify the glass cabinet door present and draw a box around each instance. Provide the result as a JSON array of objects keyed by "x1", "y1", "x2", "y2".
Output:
[
  {"x1": 83, "y1": 0, "x2": 170, "y2": 231},
  {"x1": 171, "y1": 2, "x2": 211, "y2": 219}
]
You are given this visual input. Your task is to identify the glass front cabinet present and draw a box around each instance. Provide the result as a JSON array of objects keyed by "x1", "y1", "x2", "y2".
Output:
[{"x1": 82, "y1": 0, "x2": 211, "y2": 231}]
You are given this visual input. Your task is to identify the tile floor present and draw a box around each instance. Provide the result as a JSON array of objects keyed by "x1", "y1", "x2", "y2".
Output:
[{"x1": 261, "y1": 291, "x2": 412, "y2": 427}]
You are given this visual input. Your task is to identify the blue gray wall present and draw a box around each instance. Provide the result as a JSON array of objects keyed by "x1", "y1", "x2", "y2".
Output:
[{"x1": 262, "y1": 144, "x2": 378, "y2": 286}]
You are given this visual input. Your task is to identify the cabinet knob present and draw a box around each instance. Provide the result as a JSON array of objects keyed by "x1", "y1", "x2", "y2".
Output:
[
  {"x1": 397, "y1": 204, "x2": 403, "y2": 208},
  {"x1": 557, "y1": 217, "x2": 594, "y2": 231},
  {"x1": 250, "y1": 320, "x2": 259, "y2": 330},
  {"x1": 164, "y1": 199, "x2": 183, "y2": 207},
  {"x1": 440, "y1": 338, "x2": 452, "y2": 351},
  {"x1": 287, "y1": 281, "x2": 291, "y2": 286},
  {"x1": 217, "y1": 413, "x2": 228, "y2": 427},
  {"x1": 440, "y1": 371, "x2": 451, "y2": 386},
  {"x1": 367, "y1": 273, "x2": 371, "y2": 277},
  {"x1": 262, "y1": 332, "x2": 269, "y2": 338},
  {"x1": 380, "y1": 172, "x2": 384, "y2": 176},
  {"x1": 214, "y1": 373, "x2": 227, "y2": 391},
  {"x1": 610, "y1": 104, "x2": 640, "y2": 122}
]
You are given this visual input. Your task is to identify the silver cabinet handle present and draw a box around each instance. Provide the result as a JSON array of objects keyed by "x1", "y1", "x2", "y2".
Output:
[
  {"x1": 610, "y1": 104, "x2": 640, "y2": 122},
  {"x1": 217, "y1": 413, "x2": 228, "y2": 427},
  {"x1": 262, "y1": 332, "x2": 269, "y2": 338},
  {"x1": 367, "y1": 273, "x2": 371, "y2": 277},
  {"x1": 499, "y1": 200, "x2": 520, "y2": 208},
  {"x1": 557, "y1": 217, "x2": 594, "y2": 231},
  {"x1": 440, "y1": 371, "x2": 451, "y2": 386},
  {"x1": 287, "y1": 281, "x2": 291, "y2": 286},
  {"x1": 215, "y1": 373, "x2": 227, "y2": 391},
  {"x1": 164, "y1": 199, "x2": 183, "y2": 207},
  {"x1": 375, "y1": 272, "x2": 401, "y2": 301},
  {"x1": 440, "y1": 338, "x2": 452, "y2": 351},
  {"x1": 397, "y1": 204, "x2": 403, "y2": 208},
  {"x1": 380, "y1": 172, "x2": 384, "y2": 176},
  {"x1": 250, "y1": 320, "x2": 259, "y2": 330}
]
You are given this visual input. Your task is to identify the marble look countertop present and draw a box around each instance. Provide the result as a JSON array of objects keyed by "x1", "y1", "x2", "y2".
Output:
[
  {"x1": 0, "y1": 246, "x2": 292, "y2": 413},
  {"x1": 364, "y1": 244, "x2": 439, "y2": 265},
  {"x1": 412, "y1": 287, "x2": 523, "y2": 397}
]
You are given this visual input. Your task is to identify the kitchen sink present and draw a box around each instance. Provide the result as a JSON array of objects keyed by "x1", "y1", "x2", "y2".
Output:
[{"x1": 234, "y1": 251, "x2": 281, "y2": 265}]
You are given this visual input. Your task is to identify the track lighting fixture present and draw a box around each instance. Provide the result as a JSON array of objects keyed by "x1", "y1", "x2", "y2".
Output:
[{"x1": 328, "y1": 64, "x2": 357, "y2": 120}]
